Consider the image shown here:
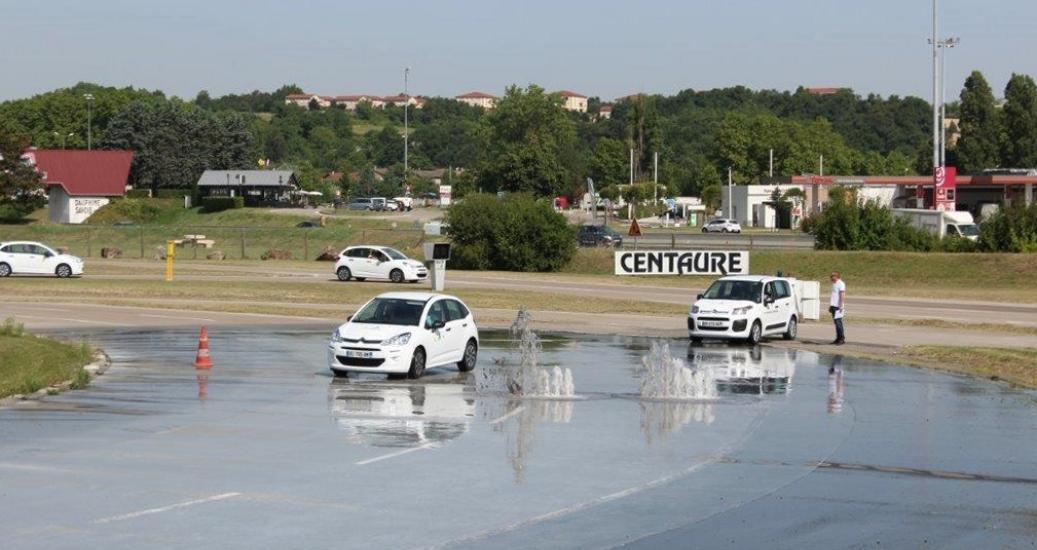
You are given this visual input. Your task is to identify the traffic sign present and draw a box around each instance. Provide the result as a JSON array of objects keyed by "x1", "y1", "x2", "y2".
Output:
[{"x1": 628, "y1": 219, "x2": 642, "y2": 237}]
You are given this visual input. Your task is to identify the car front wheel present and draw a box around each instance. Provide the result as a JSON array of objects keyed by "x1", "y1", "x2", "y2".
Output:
[
  {"x1": 55, "y1": 264, "x2": 73, "y2": 278},
  {"x1": 747, "y1": 321, "x2": 762, "y2": 345},
  {"x1": 458, "y1": 340, "x2": 478, "y2": 372},
  {"x1": 390, "y1": 269, "x2": 405, "y2": 283},
  {"x1": 336, "y1": 266, "x2": 352, "y2": 281},
  {"x1": 408, "y1": 347, "x2": 426, "y2": 379}
]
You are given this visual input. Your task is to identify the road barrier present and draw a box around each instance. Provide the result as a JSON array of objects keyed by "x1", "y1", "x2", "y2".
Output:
[{"x1": 622, "y1": 232, "x2": 815, "y2": 251}]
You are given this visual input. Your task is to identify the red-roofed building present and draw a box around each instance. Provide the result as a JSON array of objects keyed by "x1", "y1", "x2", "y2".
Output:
[
  {"x1": 553, "y1": 90, "x2": 588, "y2": 112},
  {"x1": 596, "y1": 104, "x2": 613, "y2": 120},
  {"x1": 804, "y1": 87, "x2": 845, "y2": 95},
  {"x1": 23, "y1": 149, "x2": 134, "y2": 224},
  {"x1": 455, "y1": 91, "x2": 497, "y2": 109}
]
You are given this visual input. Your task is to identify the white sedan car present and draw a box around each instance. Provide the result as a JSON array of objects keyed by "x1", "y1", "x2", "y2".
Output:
[
  {"x1": 701, "y1": 218, "x2": 742, "y2": 233},
  {"x1": 688, "y1": 275, "x2": 798, "y2": 345},
  {"x1": 0, "y1": 241, "x2": 84, "y2": 278},
  {"x1": 328, "y1": 292, "x2": 480, "y2": 379},
  {"x1": 334, "y1": 246, "x2": 428, "y2": 283}
]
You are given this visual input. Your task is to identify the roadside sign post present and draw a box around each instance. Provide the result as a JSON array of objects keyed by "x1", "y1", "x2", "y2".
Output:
[
  {"x1": 165, "y1": 240, "x2": 175, "y2": 282},
  {"x1": 628, "y1": 218, "x2": 642, "y2": 249}
]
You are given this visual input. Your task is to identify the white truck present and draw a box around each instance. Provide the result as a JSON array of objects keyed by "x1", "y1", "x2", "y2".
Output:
[{"x1": 891, "y1": 208, "x2": 979, "y2": 241}]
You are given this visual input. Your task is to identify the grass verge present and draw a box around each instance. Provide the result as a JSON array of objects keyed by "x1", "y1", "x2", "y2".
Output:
[
  {"x1": 852, "y1": 317, "x2": 1037, "y2": 337},
  {"x1": 900, "y1": 346, "x2": 1037, "y2": 388},
  {"x1": 0, "y1": 318, "x2": 94, "y2": 399}
]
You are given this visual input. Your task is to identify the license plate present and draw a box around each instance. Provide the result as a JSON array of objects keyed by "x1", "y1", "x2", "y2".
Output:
[
  {"x1": 698, "y1": 320, "x2": 725, "y2": 328},
  {"x1": 344, "y1": 350, "x2": 374, "y2": 359}
]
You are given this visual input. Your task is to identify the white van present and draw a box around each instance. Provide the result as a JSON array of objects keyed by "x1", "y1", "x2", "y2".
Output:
[{"x1": 688, "y1": 275, "x2": 798, "y2": 345}]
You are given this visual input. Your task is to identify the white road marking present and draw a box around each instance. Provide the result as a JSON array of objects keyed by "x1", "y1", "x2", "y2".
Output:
[
  {"x1": 94, "y1": 492, "x2": 241, "y2": 524},
  {"x1": 138, "y1": 314, "x2": 215, "y2": 322},
  {"x1": 489, "y1": 406, "x2": 525, "y2": 425},
  {"x1": 354, "y1": 443, "x2": 436, "y2": 466},
  {"x1": 11, "y1": 314, "x2": 123, "y2": 326}
]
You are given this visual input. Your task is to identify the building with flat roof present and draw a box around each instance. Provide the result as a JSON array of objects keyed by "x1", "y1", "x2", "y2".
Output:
[{"x1": 196, "y1": 170, "x2": 299, "y2": 207}]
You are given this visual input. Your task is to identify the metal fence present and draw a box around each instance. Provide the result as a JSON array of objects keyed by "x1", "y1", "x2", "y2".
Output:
[{"x1": 0, "y1": 224, "x2": 426, "y2": 261}]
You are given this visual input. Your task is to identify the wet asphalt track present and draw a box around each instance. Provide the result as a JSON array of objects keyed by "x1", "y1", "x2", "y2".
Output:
[{"x1": 1, "y1": 328, "x2": 1036, "y2": 549}]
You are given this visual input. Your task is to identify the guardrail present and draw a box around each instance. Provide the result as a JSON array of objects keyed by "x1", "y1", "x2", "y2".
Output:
[
  {"x1": 620, "y1": 232, "x2": 816, "y2": 251},
  {"x1": 0, "y1": 224, "x2": 426, "y2": 261}
]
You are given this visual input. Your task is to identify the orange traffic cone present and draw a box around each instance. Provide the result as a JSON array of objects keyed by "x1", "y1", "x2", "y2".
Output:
[{"x1": 194, "y1": 326, "x2": 213, "y2": 369}]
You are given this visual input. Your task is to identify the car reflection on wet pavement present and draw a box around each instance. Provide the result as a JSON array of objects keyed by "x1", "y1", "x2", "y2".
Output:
[{"x1": 1, "y1": 327, "x2": 1036, "y2": 549}]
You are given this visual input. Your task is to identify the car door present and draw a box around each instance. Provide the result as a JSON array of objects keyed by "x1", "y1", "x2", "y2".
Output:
[
  {"x1": 442, "y1": 300, "x2": 471, "y2": 362},
  {"x1": 371, "y1": 250, "x2": 395, "y2": 280},
  {"x1": 774, "y1": 280, "x2": 795, "y2": 327},
  {"x1": 423, "y1": 300, "x2": 452, "y2": 366},
  {"x1": 15, "y1": 244, "x2": 46, "y2": 274},
  {"x1": 347, "y1": 248, "x2": 371, "y2": 277},
  {"x1": 33, "y1": 244, "x2": 59, "y2": 274},
  {"x1": 762, "y1": 282, "x2": 784, "y2": 333}
]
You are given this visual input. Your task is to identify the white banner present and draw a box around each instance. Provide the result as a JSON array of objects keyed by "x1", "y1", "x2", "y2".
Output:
[{"x1": 614, "y1": 250, "x2": 749, "y2": 276}]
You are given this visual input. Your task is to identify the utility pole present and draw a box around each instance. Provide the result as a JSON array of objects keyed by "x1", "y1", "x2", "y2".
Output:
[
  {"x1": 819, "y1": 155, "x2": 824, "y2": 177},
  {"x1": 931, "y1": 0, "x2": 940, "y2": 173},
  {"x1": 936, "y1": 37, "x2": 960, "y2": 165},
  {"x1": 727, "y1": 167, "x2": 733, "y2": 219},
  {"x1": 629, "y1": 148, "x2": 634, "y2": 185},
  {"x1": 84, "y1": 93, "x2": 94, "y2": 150},
  {"x1": 403, "y1": 67, "x2": 410, "y2": 177},
  {"x1": 652, "y1": 152, "x2": 658, "y2": 202},
  {"x1": 769, "y1": 148, "x2": 774, "y2": 178}
]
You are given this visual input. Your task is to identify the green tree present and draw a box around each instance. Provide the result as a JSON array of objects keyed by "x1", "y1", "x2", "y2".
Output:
[
  {"x1": 0, "y1": 131, "x2": 45, "y2": 220},
  {"x1": 700, "y1": 183, "x2": 722, "y2": 214},
  {"x1": 956, "y1": 71, "x2": 1002, "y2": 173},
  {"x1": 477, "y1": 85, "x2": 578, "y2": 197},
  {"x1": 589, "y1": 137, "x2": 628, "y2": 186},
  {"x1": 1001, "y1": 73, "x2": 1037, "y2": 168}
]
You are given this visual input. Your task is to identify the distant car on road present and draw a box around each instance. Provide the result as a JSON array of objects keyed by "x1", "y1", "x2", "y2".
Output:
[
  {"x1": 688, "y1": 275, "x2": 798, "y2": 345},
  {"x1": 0, "y1": 241, "x2": 84, "y2": 278},
  {"x1": 348, "y1": 197, "x2": 374, "y2": 210},
  {"x1": 701, "y1": 218, "x2": 742, "y2": 233},
  {"x1": 335, "y1": 246, "x2": 428, "y2": 283},
  {"x1": 328, "y1": 291, "x2": 480, "y2": 379},
  {"x1": 393, "y1": 196, "x2": 414, "y2": 211},
  {"x1": 577, "y1": 224, "x2": 624, "y2": 247}
]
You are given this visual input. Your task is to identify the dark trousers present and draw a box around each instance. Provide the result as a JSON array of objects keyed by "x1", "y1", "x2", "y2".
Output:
[{"x1": 830, "y1": 306, "x2": 845, "y2": 342}]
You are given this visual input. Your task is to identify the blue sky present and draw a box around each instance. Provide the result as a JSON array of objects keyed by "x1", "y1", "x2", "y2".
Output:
[{"x1": 3, "y1": 0, "x2": 1035, "y2": 102}]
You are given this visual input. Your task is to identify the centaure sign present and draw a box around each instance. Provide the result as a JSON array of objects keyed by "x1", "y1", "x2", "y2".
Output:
[{"x1": 614, "y1": 250, "x2": 749, "y2": 276}]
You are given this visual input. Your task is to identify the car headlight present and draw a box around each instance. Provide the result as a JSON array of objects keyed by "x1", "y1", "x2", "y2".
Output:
[
  {"x1": 691, "y1": 305, "x2": 700, "y2": 314},
  {"x1": 382, "y1": 332, "x2": 412, "y2": 347},
  {"x1": 732, "y1": 306, "x2": 752, "y2": 316},
  {"x1": 330, "y1": 329, "x2": 344, "y2": 343}
]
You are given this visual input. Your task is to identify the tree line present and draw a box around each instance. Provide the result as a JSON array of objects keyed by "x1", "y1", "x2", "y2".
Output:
[{"x1": 3, "y1": 71, "x2": 1037, "y2": 205}]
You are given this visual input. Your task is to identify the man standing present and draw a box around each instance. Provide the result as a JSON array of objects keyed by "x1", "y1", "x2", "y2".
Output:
[{"x1": 829, "y1": 271, "x2": 846, "y2": 345}]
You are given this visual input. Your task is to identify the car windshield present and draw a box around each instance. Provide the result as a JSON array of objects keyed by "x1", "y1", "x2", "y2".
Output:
[
  {"x1": 351, "y1": 298, "x2": 426, "y2": 326},
  {"x1": 959, "y1": 224, "x2": 979, "y2": 237},
  {"x1": 702, "y1": 280, "x2": 762, "y2": 303},
  {"x1": 382, "y1": 248, "x2": 407, "y2": 260}
]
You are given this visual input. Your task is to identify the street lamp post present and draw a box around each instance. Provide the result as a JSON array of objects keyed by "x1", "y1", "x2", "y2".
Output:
[
  {"x1": 84, "y1": 93, "x2": 95, "y2": 150},
  {"x1": 53, "y1": 132, "x2": 74, "y2": 149},
  {"x1": 403, "y1": 67, "x2": 410, "y2": 177},
  {"x1": 938, "y1": 37, "x2": 960, "y2": 166}
]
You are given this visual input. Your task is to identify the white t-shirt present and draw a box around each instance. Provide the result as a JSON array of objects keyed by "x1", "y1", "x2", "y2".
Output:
[{"x1": 830, "y1": 279, "x2": 846, "y2": 308}]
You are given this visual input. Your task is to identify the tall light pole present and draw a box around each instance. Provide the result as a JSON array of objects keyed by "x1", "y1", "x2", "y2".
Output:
[
  {"x1": 53, "y1": 131, "x2": 74, "y2": 149},
  {"x1": 936, "y1": 37, "x2": 960, "y2": 166},
  {"x1": 930, "y1": 0, "x2": 939, "y2": 172},
  {"x1": 84, "y1": 93, "x2": 95, "y2": 150},
  {"x1": 403, "y1": 67, "x2": 410, "y2": 177}
]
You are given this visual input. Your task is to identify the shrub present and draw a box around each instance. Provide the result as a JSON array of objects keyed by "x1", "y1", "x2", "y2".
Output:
[
  {"x1": 156, "y1": 188, "x2": 195, "y2": 199},
  {"x1": 85, "y1": 198, "x2": 162, "y2": 224},
  {"x1": 125, "y1": 189, "x2": 151, "y2": 199},
  {"x1": 806, "y1": 186, "x2": 941, "y2": 252},
  {"x1": 978, "y1": 204, "x2": 1037, "y2": 252},
  {"x1": 201, "y1": 196, "x2": 244, "y2": 213},
  {"x1": 1, "y1": 317, "x2": 25, "y2": 337},
  {"x1": 446, "y1": 193, "x2": 576, "y2": 271}
]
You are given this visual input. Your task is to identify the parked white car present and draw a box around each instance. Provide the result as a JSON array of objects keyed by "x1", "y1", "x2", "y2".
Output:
[
  {"x1": 688, "y1": 275, "x2": 798, "y2": 345},
  {"x1": 335, "y1": 246, "x2": 428, "y2": 283},
  {"x1": 701, "y1": 218, "x2": 742, "y2": 233},
  {"x1": 0, "y1": 241, "x2": 84, "y2": 278},
  {"x1": 328, "y1": 292, "x2": 480, "y2": 378}
]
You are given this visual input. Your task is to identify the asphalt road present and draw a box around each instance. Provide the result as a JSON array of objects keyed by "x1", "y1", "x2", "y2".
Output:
[{"x1": 1, "y1": 329, "x2": 1035, "y2": 549}]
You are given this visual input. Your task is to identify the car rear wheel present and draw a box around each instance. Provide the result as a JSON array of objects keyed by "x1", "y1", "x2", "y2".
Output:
[
  {"x1": 701, "y1": 228, "x2": 708, "y2": 233},
  {"x1": 408, "y1": 347, "x2": 426, "y2": 379},
  {"x1": 457, "y1": 340, "x2": 478, "y2": 372},
  {"x1": 0, "y1": 262, "x2": 10, "y2": 277},
  {"x1": 336, "y1": 266, "x2": 352, "y2": 281},
  {"x1": 783, "y1": 316, "x2": 798, "y2": 340},
  {"x1": 55, "y1": 264, "x2": 72, "y2": 278},
  {"x1": 747, "y1": 321, "x2": 762, "y2": 345},
  {"x1": 390, "y1": 269, "x2": 404, "y2": 283}
]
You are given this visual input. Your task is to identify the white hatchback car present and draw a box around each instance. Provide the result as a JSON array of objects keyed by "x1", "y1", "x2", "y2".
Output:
[
  {"x1": 0, "y1": 241, "x2": 84, "y2": 278},
  {"x1": 328, "y1": 292, "x2": 479, "y2": 379},
  {"x1": 701, "y1": 218, "x2": 742, "y2": 233},
  {"x1": 335, "y1": 246, "x2": 428, "y2": 283},
  {"x1": 688, "y1": 275, "x2": 798, "y2": 345}
]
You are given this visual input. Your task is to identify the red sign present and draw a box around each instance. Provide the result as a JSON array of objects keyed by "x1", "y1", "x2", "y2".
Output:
[
  {"x1": 628, "y1": 219, "x2": 642, "y2": 238},
  {"x1": 934, "y1": 166, "x2": 957, "y2": 211}
]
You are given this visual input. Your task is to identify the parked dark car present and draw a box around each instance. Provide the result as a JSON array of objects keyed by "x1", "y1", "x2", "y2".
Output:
[{"x1": 578, "y1": 225, "x2": 624, "y2": 247}]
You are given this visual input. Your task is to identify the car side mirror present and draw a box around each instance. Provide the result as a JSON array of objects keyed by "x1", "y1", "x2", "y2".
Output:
[
  {"x1": 428, "y1": 319, "x2": 446, "y2": 330},
  {"x1": 696, "y1": 294, "x2": 703, "y2": 300},
  {"x1": 347, "y1": 315, "x2": 353, "y2": 321},
  {"x1": 764, "y1": 296, "x2": 774, "y2": 306},
  {"x1": 44, "y1": 252, "x2": 53, "y2": 258}
]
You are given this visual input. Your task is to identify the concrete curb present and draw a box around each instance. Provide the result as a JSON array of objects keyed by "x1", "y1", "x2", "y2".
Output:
[{"x1": 0, "y1": 350, "x2": 111, "y2": 409}]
